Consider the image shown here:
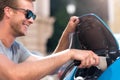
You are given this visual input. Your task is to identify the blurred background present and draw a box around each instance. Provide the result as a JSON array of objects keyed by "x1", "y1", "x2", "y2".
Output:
[{"x1": 17, "y1": 0, "x2": 120, "y2": 79}]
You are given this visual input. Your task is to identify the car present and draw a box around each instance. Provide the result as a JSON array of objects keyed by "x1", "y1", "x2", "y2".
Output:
[{"x1": 59, "y1": 13, "x2": 120, "y2": 80}]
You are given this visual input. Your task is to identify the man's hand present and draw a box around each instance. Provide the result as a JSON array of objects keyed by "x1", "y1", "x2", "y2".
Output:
[
  {"x1": 64, "y1": 16, "x2": 80, "y2": 33},
  {"x1": 69, "y1": 49, "x2": 100, "y2": 68}
]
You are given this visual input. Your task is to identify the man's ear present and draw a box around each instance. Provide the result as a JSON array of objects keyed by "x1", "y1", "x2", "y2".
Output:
[{"x1": 3, "y1": 7, "x2": 13, "y2": 19}]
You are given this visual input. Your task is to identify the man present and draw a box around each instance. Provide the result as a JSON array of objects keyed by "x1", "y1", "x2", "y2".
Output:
[{"x1": 0, "y1": 0, "x2": 99, "y2": 80}]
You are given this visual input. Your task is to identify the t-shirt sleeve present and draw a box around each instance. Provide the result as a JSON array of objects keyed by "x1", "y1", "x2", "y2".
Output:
[
  {"x1": 0, "y1": 40, "x2": 32, "y2": 63},
  {"x1": 15, "y1": 41, "x2": 31, "y2": 63}
]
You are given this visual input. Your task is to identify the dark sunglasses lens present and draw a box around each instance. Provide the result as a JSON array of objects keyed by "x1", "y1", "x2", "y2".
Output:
[
  {"x1": 32, "y1": 15, "x2": 36, "y2": 20},
  {"x1": 26, "y1": 10, "x2": 36, "y2": 20}
]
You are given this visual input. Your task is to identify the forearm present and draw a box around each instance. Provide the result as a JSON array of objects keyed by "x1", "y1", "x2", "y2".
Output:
[
  {"x1": 53, "y1": 31, "x2": 70, "y2": 53},
  {"x1": 4, "y1": 50, "x2": 72, "y2": 80},
  {"x1": 54, "y1": 16, "x2": 80, "y2": 53}
]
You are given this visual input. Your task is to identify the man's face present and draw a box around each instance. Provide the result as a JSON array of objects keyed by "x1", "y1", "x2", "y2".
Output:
[{"x1": 9, "y1": 0, "x2": 35, "y2": 37}]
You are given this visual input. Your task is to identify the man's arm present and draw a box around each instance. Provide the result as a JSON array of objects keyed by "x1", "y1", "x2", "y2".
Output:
[
  {"x1": 0, "y1": 49, "x2": 99, "y2": 80},
  {"x1": 54, "y1": 16, "x2": 80, "y2": 53},
  {"x1": 0, "y1": 51, "x2": 71, "y2": 80}
]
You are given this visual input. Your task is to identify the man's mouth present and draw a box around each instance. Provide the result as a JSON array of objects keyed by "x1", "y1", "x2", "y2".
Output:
[{"x1": 23, "y1": 23, "x2": 29, "y2": 31}]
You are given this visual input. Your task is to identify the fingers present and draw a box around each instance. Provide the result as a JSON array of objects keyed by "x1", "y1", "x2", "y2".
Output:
[
  {"x1": 65, "y1": 16, "x2": 80, "y2": 33},
  {"x1": 69, "y1": 16, "x2": 80, "y2": 28},
  {"x1": 74, "y1": 50, "x2": 100, "y2": 68},
  {"x1": 79, "y1": 55, "x2": 96, "y2": 68},
  {"x1": 69, "y1": 16, "x2": 80, "y2": 24},
  {"x1": 92, "y1": 53, "x2": 100, "y2": 66}
]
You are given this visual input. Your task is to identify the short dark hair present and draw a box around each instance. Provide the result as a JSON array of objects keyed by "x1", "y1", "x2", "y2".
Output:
[{"x1": 0, "y1": 0, "x2": 35, "y2": 21}]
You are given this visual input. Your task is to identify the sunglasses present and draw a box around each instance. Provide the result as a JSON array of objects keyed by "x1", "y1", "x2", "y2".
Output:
[{"x1": 9, "y1": 6, "x2": 36, "y2": 20}]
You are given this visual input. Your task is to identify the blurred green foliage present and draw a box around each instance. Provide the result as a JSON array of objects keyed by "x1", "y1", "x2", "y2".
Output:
[{"x1": 47, "y1": 0, "x2": 69, "y2": 53}]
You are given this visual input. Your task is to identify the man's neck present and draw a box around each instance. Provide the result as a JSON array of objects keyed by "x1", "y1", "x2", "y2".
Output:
[
  {"x1": 1, "y1": 37, "x2": 15, "y2": 48},
  {"x1": 0, "y1": 20, "x2": 16, "y2": 48}
]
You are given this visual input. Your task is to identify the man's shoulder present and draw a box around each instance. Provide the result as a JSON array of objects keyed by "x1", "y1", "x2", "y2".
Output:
[{"x1": 12, "y1": 40, "x2": 24, "y2": 49}]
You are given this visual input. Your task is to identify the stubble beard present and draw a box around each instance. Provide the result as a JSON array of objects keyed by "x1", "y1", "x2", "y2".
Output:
[{"x1": 10, "y1": 21, "x2": 26, "y2": 37}]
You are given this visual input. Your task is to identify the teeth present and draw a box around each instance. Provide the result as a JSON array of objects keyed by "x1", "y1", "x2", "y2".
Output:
[
  {"x1": 26, "y1": 25, "x2": 29, "y2": 27},
  {"x1": 23, "y1": 22, "x2": 29, "y2": 29},
  {"x1": 23, "y1": 22, "x2": 29, "y2": 26},
  {"x1": 23, "y1": 25, "x2": 28, "y2": 30},
  {"x1": 25, "y1": 25, "x2": 29, "y2": 30},
  {"x1": 24, "y1": 24, "x2": 29, "y2": 28}
]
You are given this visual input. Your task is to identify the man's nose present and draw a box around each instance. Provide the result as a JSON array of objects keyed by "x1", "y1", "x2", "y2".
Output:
[{"x1": 27, "y1": 17, "x2": 34, "y2": 24}]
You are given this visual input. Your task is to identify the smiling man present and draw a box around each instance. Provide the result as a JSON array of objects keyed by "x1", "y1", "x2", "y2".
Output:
[{"x1": 0, "y1": 0, "x2": 99, "y2": 80}]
